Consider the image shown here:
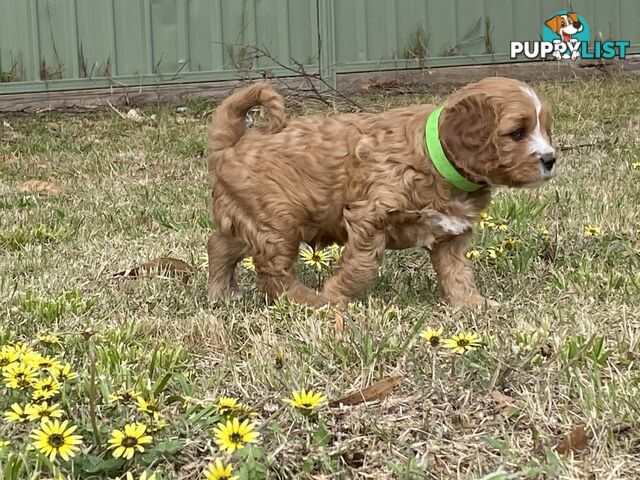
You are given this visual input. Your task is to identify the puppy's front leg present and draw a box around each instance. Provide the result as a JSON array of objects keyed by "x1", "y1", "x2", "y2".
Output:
[
  {"x1": 429, "y1": 232, "x2": 496, "y2": 308},
  {"x1": 322, "y1": 202, "x2": 386, "y2": 306}
]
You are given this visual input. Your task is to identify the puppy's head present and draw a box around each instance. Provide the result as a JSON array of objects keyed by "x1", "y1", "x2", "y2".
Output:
[{"x1": 439, "y1": 77, "x2": 555, "y2": 188}]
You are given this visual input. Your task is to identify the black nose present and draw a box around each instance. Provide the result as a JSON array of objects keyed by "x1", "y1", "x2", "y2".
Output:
[
  {"x1": 573, "y1": 21, "x2": 582, "y2": 29},
  {"x1": 540, "y1": 152, "x2": 556, "y2": 171}
]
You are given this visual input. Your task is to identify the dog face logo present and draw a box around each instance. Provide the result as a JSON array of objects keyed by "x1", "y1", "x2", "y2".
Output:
[
  {"x1": 542, "y1": 11, "x2": 590, "y2": 59},
  {"x1": 545, "y1": 13, "x2": 583, "y2": 43}
]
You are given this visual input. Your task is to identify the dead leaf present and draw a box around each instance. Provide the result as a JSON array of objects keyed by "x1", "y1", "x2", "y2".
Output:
[
  {"x1": 334, "y1": 313, "x2": 344, "y2": 333},
  {"x1": 489, "y1": 390, "x2": 518, "y2": 416},
  {"x1": 114, "y1": 257, "x2": 194, "y2": 285},
  {"x1": 19, "y1": 180, "x2": 65, "y2": 196},
  {"x1": 555, "y1": 424, "x2": 589, "y2": 455},
  {"x1": 329, "y1": 376, "x2": 403, "y2": 407}
]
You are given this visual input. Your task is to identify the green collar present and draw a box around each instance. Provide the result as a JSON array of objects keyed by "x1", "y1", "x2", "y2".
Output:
[{"x1": 425, "y1": 107, "x2": 484, "y2": 192}]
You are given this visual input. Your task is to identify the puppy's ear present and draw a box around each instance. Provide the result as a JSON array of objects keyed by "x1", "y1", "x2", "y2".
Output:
[
  {"x1": 545, "y1": 15, "x2": 562, "y2": 33},
  {"x1": 567, "y1": 12, "x2": 579, "y2": 23},
  {"x1": 439, "y1": 94, "x2": 498, "y2": 179}
]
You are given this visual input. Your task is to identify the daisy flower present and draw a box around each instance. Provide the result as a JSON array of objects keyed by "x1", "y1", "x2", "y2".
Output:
[
  {"x1": 32, "y1": 377, "x2": 62, "y2": 401},
  {"x1": 136, "y1": 397, "x2": 161, "y2": 418},
  {"x1": 204, "y1": 459, "x2": 238, "y2": 480},
  {"x1": 0, "y1": 347, "x2": 19, "y2": 370},
  {"x1": 108, "y1": 386, "x2": 142, "y2": 404},
  {"x1": 50, "y1": 363, "x2": 78, "y2": 381},
  {"x1": 32, "y1": 355, "x2": 62, "y2": 373},
  {"x1": 420, "y1": 327, "x2": 443, "y2": 347},
  {"x1": 241, "y1": 257, "x2": 255, "y2": 271},
  {"x1": 28, "y1": 402, "x2": 64, "y2": 422},
  {"x1": 466, "y1": 249, "x2": 481, "y2": 260},
  {"x1": 584, "y1": 224, "x2": 601, "y2": 237},
  {"x1": 214, "y1": 418, "x2": 259, "y2": 453},
  {"x1": 216, "y1": 396, "x2": 240, "y2": 416},
  {"x1": 631, "y1": 162, "x2": 640, "y2": 170},
  {"x1": 0, "y1": 440, "x2": 8, "y2": 448},
  {"x1": 300, "y1": 245, "x2": 331, "y2": 271},
  {"x1": 108, "y1": 423, "x2": 153, "y2": 460},
  {"x1": 443, "y1": 332, "x2": 482, "y2": 354},
  {"x1": 30, "y1": 419, "x2": 82, "y2": 462},
  {"x1": 4, "y1": 402, "x2": 33, "y2": 422},
  {"x1": 3, "y1": 362, "x2": 38, "y2": 390},
  {"x1": 501, "y1": 238, "x2": 519, "y2": 251},
  {"x1": 283, "y1": 389, "x2": 327, "y2": 414},
  {"x1": 329, "y1": 243, "x2": 344, "y2": 262},
  {"x1": 486, "y1": 246, "x2": 504, "y2": 259},
  {"x1": 37, "y1": 334, "x2": 60, "y2": 347}
]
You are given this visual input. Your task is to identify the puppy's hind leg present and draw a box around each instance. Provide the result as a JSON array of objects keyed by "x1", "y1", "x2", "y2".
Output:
[
  {"x1": 253, "y1": 238, "x2": 327, "y2": 307},
  {"x1": 207, "y1": 232, "x2": 248, "y2": 301}
]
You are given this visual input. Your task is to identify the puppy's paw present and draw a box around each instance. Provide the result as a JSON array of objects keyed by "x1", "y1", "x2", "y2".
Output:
[
  {"x1": 208, "y1": 284, "x2": 243, "y2": 303},
  {"x1": 449, "y1": 295, "x2": 499, "y2": 310}
]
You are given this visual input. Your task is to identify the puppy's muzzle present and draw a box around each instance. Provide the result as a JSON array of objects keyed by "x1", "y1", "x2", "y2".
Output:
[{"x1": 540, "y1": 152, "x2": 556, "y2": 172}]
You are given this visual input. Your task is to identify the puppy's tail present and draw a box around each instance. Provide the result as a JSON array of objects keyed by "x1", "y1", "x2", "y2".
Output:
[{"x1": 208, "y1": 82, "x2": 286, "y2": 153}]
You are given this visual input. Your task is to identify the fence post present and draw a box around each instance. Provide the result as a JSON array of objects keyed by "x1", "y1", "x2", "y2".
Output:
[{"x1": 316, "y1": 0, "x2": 337, "y2": 89}]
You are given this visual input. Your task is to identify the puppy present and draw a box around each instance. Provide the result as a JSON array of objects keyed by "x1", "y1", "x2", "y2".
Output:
[{"x1": 206, "y1": 77, "x2": 555, "y2": 308}]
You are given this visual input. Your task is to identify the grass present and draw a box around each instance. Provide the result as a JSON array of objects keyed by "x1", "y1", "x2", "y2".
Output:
[{"x1": 0, "y1": 75, "x2": 639, "y2": 479}]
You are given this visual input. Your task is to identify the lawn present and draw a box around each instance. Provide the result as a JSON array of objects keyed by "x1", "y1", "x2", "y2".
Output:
[{"x1": 0, "y1": 75, "x2": 639, "y2": 480}]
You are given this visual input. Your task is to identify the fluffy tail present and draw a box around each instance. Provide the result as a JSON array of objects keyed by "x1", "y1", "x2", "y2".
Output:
[{"x1": 208, "y1": 82, "x2": 286, "y2": 153}]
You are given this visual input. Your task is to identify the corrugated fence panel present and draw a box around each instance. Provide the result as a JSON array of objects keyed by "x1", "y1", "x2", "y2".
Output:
[
  {"x1": 36, "y1": 0, "x2": 79, "y2": 80},
  {"x1": 75, "y1": 0, "x2": 116, "y2": 79},
  {"x1": 0, "y1": 0, "x2": 639, "y2": 93}
]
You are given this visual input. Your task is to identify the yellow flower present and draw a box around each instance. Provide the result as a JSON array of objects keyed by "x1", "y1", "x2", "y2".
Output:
[
  {"x1": 420, "y1": 327, "x2": 443, "y2": 347},
  {"x1": 32, "y1": 377, "x2": 62, "y2": 401},
  {"x1": 116, "y1": 472, "x2": 157, "y2": 480},
  {"x1": 30, "y1": 419, "x2": 82, "y2": 462},
  {"x1": 204, "y1": 459, "x2": 238, "y2": 480},
  {"x1": 300, "y1": 245, "x2": 330, "y2": 271},
  {"x1": 0, "y1": 346, "x2": 19, "y2": 370},
  {"x1": 495, "y1": 222, "x2": 508, "y2": 232},
  {"x1": 631, "y1": 162, "x2": 640, "y2": 170},
  {"x1": 38, "y1": 334, "x2": 60, "y2": 347},
  {"x1": 28, "y1": 402, "x2": 64, "y2": 422},
  {"x1": 108, "y1": 423, "x2": 153, "y2": 460},
  {"x1": 136, "y1": 397, "x2": 161, "y2": 418},
  {"x1": 501, "y1": 238, "x2": 519, "y2": 251},
  {"x1": 2, "y1": 362, "x2": 38, "y2": 390},
  {"x1": 283, "y1": 389, "x2": 327, "y2": 414},
  {"x1": 148, "y1": 415, "x2": 168, "y2": 432},
  {"x1": 0, "y1": 440, "x2": 8, "y2": 448},
  {"x1": 36, "y1": 356, "x2": 62, "y2": 373},
  {"x1": 214, "y1": 418, "x2": 259, "y2": 453},
  {"x1": 241, "y1": 257, "x2": 255, "y2": 271},
  {"x1": 466, "y1": 249, "x2": 481, "y2": 260},
  {"x1": 584, "y1": 224, "x2": 601, "y2": 237},
  {"x1": 51, "y1": 363, "x2": 78, "y2": 381},
  {"x1": 108, "y1": 386, "x2": 142, "y2": 404},
  {"x1": 537, "y1": 227, "x2": 549, "y2": 236},
  {"x1": 486, "y1": 246, "x2": 504, "y2": 259},
  {"x1": 443, "y1": 332, "x2": 482, "y2": 354},
  {"x1": 4, "y1": 402, "x2": 33, "y2": 422},
  {"x1": 329, "y1": 243, "x2": 344, "y2": 262},
  {"x1": 216, "y1": 396, "x2": 240, "y2": 416}
]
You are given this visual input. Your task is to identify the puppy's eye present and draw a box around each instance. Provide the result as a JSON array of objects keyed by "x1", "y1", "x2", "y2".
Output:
[{"x1": 509, "y1": 128, "x2": 526, "y2": 141}]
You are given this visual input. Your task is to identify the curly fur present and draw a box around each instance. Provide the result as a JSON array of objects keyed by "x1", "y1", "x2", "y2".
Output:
[{"x1": 206, "y1": 77, "x2": 555, "y2": 307}]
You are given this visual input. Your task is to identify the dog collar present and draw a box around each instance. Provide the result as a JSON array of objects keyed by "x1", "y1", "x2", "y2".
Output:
[{"x1": 425, "y1": 107, "x2": 484, "y2": 192}]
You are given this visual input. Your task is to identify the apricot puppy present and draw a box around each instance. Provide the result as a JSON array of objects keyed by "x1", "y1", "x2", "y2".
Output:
[{"x1": 206, "y1": 77, "x2": 555, "y2": 307}]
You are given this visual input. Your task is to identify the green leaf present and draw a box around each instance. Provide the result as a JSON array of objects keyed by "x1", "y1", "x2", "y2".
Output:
[
  {"x1": 313, "y1": 420, "x2": 331, "y2": 447},
  {"x1": 153, "y1": 439, "x2": 183, "y2": 455}
]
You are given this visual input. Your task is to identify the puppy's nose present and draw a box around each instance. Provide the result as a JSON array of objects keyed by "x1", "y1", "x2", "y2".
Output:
[{"x1": 540, "y1": 152, "x2": 556, "y2": 171}]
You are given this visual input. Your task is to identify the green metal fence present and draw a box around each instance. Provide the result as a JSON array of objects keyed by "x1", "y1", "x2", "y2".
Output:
[{"x1": 1, "y1": 0, "x2": 639, "y2": 94}]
